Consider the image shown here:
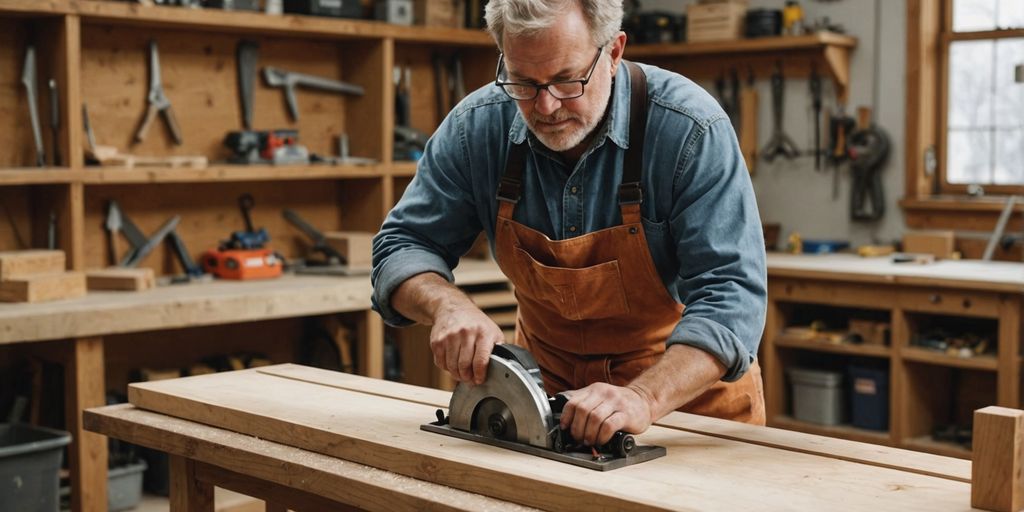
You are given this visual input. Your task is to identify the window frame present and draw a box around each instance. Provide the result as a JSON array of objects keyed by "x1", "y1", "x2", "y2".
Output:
[{"x1": 937, "y1": 0, "x2": 1024, "y2": 195}]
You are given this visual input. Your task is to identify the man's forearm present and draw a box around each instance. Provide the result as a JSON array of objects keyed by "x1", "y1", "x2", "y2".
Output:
[
  {"x1": 627, "y1": 344, "x2": 727, "y2": 422},
  {"x1": 391, "y1": 272, "x2": 476, "y2": 326}
]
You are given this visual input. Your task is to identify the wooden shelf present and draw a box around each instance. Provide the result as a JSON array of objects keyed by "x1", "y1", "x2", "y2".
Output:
[
  {"x1": 771, "y1": 415, "x2": 892, "y2": 446},
  {"x1": 391, "y1": 162, "x2": 418, "y2": 178},
  {"x1": 626, "y1": 32, "x2": 857, "y2": 103},
  {"x1": 0, "y1": 0, "x2": 494, "y2": 45},
  {"x1": 900, "y1": 346, "x2": 998, "y2": 371},
  {"x1": 0, "y1": 168, "x2": 81, "y2": 185},
  {"x1": 775, "y1": 332, "x2": 891, "y2": 358},
  {"x1": 902, "y1": 436, "x2": 971, "y2": 460},
  {"x1": 80, "y1": 163, "x2": 386, "y2": 184}
]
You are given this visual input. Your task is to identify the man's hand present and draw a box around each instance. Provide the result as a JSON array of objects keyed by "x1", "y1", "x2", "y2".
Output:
[
  {"x1": 559, "y1": 383, "x2": 654, "y2": 446},
  {"x1": 429, "y1": 305, "x2": 505, "y2": 385}
]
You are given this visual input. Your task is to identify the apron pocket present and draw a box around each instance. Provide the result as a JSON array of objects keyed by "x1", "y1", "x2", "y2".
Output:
[{"x1": 513, "y1": 247, "x2": 630, "y2": 321}]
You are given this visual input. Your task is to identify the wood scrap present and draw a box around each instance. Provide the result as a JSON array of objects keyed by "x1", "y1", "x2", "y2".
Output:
[
  {"x1": 0, "y1": 250, "x2": 65, "y2": 280},
  {"x1": 88, "y1": 144, "x2": 208, "y2": 170},
  {"x1": 86, "y1": 267, "x2": 155, "y2": 292},
  {"x1": 0, "y1": 271, "x2": 86, "y2": 303}
]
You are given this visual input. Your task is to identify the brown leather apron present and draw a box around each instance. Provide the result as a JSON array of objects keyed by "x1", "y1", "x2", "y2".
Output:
[{"x1": 492, "y1": 61, "x2": 765, "y2": 425}]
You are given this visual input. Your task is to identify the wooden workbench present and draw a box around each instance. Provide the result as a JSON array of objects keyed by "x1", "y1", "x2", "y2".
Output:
[
  {"x1": 763, "y1": 253, "x2": 1024, "y2": 459},
  {"x1": 84, "y1": 363, "x2": 992, "y2": 511}
]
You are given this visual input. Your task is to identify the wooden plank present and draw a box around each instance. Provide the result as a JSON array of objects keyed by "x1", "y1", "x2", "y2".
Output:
[
  {"x1": 85, "y1": 267, "x2": 155, "y2": 291},
  {"x1": 83, "y1": 404, "x2": 537, "y2": 512},
  {"x1": 626, "y1": 32, "x2": 856, "y2": 59},
  {"x1": 80, "y1": 163, "x2": 386, "y2": 184},
  {"x1": 904, "y1": 0, "x2": 940, "y2": 199},
  {"x1": 971, "y1": 406, "x2": 1024, "y2": 512},
  {"x1": 170, "y1": 455, "x2": 214, "y2": 512},
  {"x1": 0, "y1": 249, "x2": 64, "y2": 279},
  {"x1": 0, "y1": 274, "x2": 372, "y2": 344},
  {"x1": 997, "y1": 295, "x2": 1021, "y2": 407},
  {"x1": 258, "y1": 364, "x2": 972, "y2": 483},
  {"x1": 126, "y1": 367, "x2": 974, "y2": 511},
  {"x1": 66, "y1": 337, "x2": 107, "y2": 512},
  {"x1": 196, "y1": 463, "x2": 360, "y2": 512},
  {"x1": 0, "y1": 270, "x2": 86, "y2": 302}
]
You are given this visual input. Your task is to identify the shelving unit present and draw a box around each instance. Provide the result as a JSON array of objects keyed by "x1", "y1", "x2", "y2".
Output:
[{"x1": 763, "y1": 253, "x2": 1024, "y2": 460}]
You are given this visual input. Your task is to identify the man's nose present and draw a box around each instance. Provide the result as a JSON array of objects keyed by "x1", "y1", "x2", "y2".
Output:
[{"x1": 534, "y1": 88, "x2": 561, "y2": 116}]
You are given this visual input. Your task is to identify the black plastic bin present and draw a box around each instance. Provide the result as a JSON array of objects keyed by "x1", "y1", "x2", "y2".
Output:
[
  {"x1": 0, "y1": 423, "x2": 72, "y2": 512},
  {"x1": 849, "y1": 365, "x2": 889, "y2": 431}
]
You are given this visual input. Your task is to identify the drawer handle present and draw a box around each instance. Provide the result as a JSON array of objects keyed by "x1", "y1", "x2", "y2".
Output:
[
  {"x1": 962, "y1": 298, "x2": 972, "y2": 309},
  {"x1": 929, "y1": 294, "x2": 941, "y2": 304}
]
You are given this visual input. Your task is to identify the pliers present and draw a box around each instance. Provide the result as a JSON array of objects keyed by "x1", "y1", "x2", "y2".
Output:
[{"x1": 134, "y1": 40, "x2": 183, "y2": 145}]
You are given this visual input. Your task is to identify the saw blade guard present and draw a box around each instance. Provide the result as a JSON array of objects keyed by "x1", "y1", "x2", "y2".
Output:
[{"x1": 447, "y1": 354, "x2": 555, "y2": 450}]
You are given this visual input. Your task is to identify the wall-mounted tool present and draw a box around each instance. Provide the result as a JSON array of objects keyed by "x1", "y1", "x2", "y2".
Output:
[
  {"x1": 121, "y1": 215, "x2": 181, "y2": 268},
  {"x1": 826, "y1": 107, "x2": 855, "y2": 198},
  {"x1": 809, "y1": 64, "x2": 823, "y2": 171},
  {"x1": 225, "y1": 129, "x2": 309, "y2": 165},
  {"x1": 237, "y1": 40, "x2": 259, "y2": 131},
  {"x1": 393, "y1": 66, "x2": 429, "y2": 161},
  {"x1": 134, "y1": 40, "x2": 183, "y2": 145},
  {"x1": 105, "y1": 200, "x2": 123, "y2": 265},
  {"x1": 82, "y1": 103, "x2": 98, "y2": 157},
  {"x1": 47, "y1": 212, "x2": 56, "y2": 250},
  {"x1": 21, "y1": 45, "x2": 45, "y2": 167},
  {"x1": 262, "y1": 66, "x2": 364, "y2": 122},
  {"x1": 739, "y1": 68, "x2": 758, "y2": 174},
  {"x1": 761, "y1": 62, "x2": 799, "y2": 163},
  {"x1": 281, "y1": 208, "x2": 366, "y2": 276},
  {"x1": 48, "y1": 79, "x2": 61, "y2": 167},
  {"x1": 422, "y1": 345, "x2": 667, "y2": 471},
  {"x1": 166, "y1": 230, "x2": 209, "y2": 282},
  {"x1": 848, "y1": 107, "x2": 890, "y2": 222}
]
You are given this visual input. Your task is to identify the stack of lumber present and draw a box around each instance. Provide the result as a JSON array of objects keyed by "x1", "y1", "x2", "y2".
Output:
[{"x1": 0, "y1": 250, "x2": 85, "y2": 303}]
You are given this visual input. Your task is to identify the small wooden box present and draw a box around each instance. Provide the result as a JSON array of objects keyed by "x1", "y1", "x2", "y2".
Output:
[
  {"x1": 0, "y1": 250, "x2": 65, "y2": 281},
  {"x1": 848, "y1": 319, "x2": 890, "y2": 346},
  {"x1": 687, "y1": 2, "x2": 747, "y2": 42},
  {"x1": 323, "y1": 231, "x2": 375, "y2": 270},
  {"x1": 86, "y1": 267, "x2": 156, "y2": 291},
  {"x1": 902, "y1": 231, "x2": 955, "y2": 259},
  {"x1": 415, "y1": 0, "x2": 464, "y2": 28}
]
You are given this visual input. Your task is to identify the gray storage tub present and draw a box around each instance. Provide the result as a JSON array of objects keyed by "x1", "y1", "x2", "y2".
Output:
[
  {"x1": 109, "y1": 460, "x2": 148, "y2": 511},
  {"x1": 788, "y1": 368, "x2": 845, "y2": 425},
  {"x1": 0, "y1": 423, "x2": 71, "y2": 512}
]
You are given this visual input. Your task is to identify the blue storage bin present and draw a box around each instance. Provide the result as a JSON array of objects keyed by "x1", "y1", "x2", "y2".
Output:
[{"x1": 849, "y1": 365, "x2": 889, "y2": 431}]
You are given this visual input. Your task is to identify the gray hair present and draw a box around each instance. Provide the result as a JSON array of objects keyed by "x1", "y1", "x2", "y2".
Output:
[{"x1": 485, "y1": 0, "x2": 623, "y2": 51}]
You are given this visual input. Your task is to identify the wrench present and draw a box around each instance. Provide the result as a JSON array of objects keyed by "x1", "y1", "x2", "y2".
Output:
[{"x1": 21, "y1": 45, "x2": 45, "y2": 167}]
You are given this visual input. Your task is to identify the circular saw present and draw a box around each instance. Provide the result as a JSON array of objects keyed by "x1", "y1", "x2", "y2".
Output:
[{"x1": 421, "y1": 345, "x2": 666, "y2": 471}]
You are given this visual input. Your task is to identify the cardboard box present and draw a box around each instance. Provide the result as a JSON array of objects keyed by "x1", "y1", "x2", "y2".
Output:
[
  {"x1": 415, "y1": 0, "x2": 464, "y2": 28},
  {"x1": 902, "y1": 231, "x2": 955, "y2": 259},
  {"x1": 687, "y1": 2, "x2": 747, "y2": 42}
]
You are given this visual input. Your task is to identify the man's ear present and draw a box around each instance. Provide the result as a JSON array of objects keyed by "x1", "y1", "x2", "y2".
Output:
[{"x1": 608, "y1": 31, "x2": 627, "y2": 77}]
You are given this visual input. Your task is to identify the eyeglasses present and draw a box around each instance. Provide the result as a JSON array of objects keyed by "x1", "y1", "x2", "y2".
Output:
[{"x1": 495, "y1": 46, "x2": 604, "y2": 101}]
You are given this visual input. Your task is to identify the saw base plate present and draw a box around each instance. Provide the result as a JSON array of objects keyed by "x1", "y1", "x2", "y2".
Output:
[{"x1": 421, "y1": 421, "x2": 666, "y2": 471}]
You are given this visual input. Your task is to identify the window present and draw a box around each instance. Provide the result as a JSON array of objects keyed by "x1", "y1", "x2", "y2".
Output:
[{"x1": 942, "y1": 0, "x2": 1024, "y2": 190}]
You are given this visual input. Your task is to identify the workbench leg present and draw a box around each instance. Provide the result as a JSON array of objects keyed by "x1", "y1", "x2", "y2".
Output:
[
  {"x1": 66, "y1": 337, "x2": 108, "y2": 512},
  {"x1": 358, "y1": 309, "x2": 384, "y2": 379},
  {"x1": 170, "y1": 455, "x2": 215, "y2": 512},
  {"x1": 972, "y1": 406, "x2": 1024, "y2": 512}
]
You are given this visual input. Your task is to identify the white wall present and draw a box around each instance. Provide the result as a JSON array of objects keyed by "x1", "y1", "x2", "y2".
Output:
[{"x1": 638, "y1": 0, "x2": 907, "y2": 246}]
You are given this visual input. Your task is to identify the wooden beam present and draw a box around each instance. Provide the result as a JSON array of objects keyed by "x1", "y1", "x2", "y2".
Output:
[
  {"x1": 972, "y1": 406, "x2": 1024, "y2": 512},
  {"x1": 65, "y1": 337, "x2": 107, "y2": 512},
  {"x1": 195, "y1": 462, "x2": 359, "y2": 512},
  {"x1": 170, "y1": 455, "x2": 214, "y2": 512},
  {"x1": 904, "y1": 0, "x2": 941, "y2": 200}
]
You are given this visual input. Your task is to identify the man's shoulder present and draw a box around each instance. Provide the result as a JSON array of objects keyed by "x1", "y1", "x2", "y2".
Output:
[
  {"x1": 451, "y1": 83, "x2": 518, "y2": 119},
  {"x1": 635, "y1": 62, "x2": 728, "y2": 130}
]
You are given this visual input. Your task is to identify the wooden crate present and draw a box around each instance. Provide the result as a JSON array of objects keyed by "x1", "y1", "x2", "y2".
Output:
[
  {"x1": 687, "y1": 2, "x2": 747, "y2": 42},
  {"x1": 415, "y1": 0, "x2": 464, "y2": 28}
]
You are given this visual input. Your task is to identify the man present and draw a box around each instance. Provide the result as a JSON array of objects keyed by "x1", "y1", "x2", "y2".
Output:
[{"x1": 372, "y1": 0, "x2": 766, "y2": 447}]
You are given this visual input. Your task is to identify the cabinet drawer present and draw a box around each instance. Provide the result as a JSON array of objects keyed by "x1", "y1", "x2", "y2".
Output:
[
  {"x1": 770, "y1": 279, "x2": 896, "y2": 308},
  {"x1": 898, "y1": 288, "x2": 1001, "y2": 317}
]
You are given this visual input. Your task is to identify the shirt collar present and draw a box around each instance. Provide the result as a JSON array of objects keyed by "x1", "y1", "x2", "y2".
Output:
[{"x1": 507, "y1": 61, "x2": 632, "y2": 150}]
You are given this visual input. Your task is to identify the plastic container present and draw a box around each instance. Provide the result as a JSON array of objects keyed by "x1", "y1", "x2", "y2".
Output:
[
  {"x1": 849, "y1": 365, "x2": 890, "y2": 431},
  {"x1": 0, "y1": 423, "x2": 71, "y2": 512},
  {"x1": 108, "y1": 460, "x2": 147, "y2": 512},
  {"x1": 788, "y1": 368, "x2": 845, "y2": 425}
]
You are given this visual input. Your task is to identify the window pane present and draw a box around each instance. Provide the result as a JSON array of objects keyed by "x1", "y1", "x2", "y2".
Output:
[
  {"x1": 948, "y1": 40, "x2": 994, "y2": 129},
  {"x1": 995, "y1": 38, "x2": 1024, "y2": 129},
  {"x1": 955, "y1": 0, "x2": 997, "y2": 31},
  {"x1": 998, "y1": 0, "x2": 1024, "y2": 28},
  {"x1": 994, "y1": 129, "x2": 1024, "y2": 184},
  {"x1": 947, "y1": 130, "x2": 993, "y2": 184}
]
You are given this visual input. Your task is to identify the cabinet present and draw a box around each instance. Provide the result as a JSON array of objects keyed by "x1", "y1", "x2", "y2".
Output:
[{"x1": 763, "y1": 253, "x2": 1023, "y2": 459}]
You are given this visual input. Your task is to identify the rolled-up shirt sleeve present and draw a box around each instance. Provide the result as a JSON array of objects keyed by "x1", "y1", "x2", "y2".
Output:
[
  {"x1": 667, "y1": 117, "x2": 767, "y2": 382},
  {"x1": 371, "y1": 112, "x2": 482, "y2": 327}
]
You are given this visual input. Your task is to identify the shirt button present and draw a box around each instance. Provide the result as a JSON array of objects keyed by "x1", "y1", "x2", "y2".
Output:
[
  {"x1": 570, "y1": 186, "x2": 578, "y2": 194},
  {"x1": 569, "y1": 226, "x2": 577, "y2": 232}
]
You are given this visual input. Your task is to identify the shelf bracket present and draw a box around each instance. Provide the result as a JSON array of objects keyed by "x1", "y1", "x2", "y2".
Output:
[{"x1": 823, "y1": 45, "x2": 851, "y2": 104}]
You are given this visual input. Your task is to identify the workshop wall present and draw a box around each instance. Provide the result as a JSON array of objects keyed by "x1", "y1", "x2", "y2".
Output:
[{"x1": 641, "y1": 0, "x2": 906, "y2": 248}]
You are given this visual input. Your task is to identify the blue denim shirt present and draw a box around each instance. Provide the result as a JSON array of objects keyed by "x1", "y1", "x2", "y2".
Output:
[{"x1": 372, "y1": 61, "x2": 766, "y2": 382}]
